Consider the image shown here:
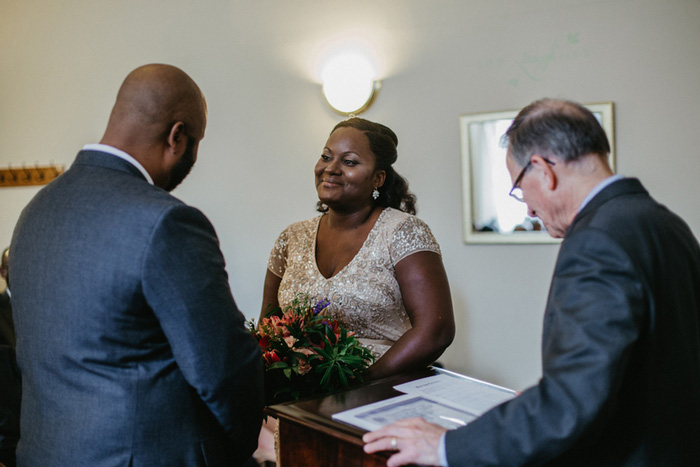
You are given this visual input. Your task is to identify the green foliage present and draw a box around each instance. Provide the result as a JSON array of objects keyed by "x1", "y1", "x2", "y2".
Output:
[{"x1": 249, "y1": 293, "x2": 375, "y2": 404}]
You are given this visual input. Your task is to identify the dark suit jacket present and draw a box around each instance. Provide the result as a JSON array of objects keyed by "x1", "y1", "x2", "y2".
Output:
[
  {"x1": 10, "y1": 150, "x2": 263, "y2": 466},
  {"x1": 0, "y1": 344, "x2": 21, "y2": 467},
  {"x1": 0, "y1": 291, "x2": 14, "y2": 348},
  {"x1": 0, "y1": 290, "x2": 20, "y2": 467},
  {"x1": 445, "y1": 178, "x2": 700, "y2": 466}
]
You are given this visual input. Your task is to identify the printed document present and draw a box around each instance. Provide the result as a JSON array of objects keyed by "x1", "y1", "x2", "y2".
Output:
[{"x1": 332, "y1": 369, "x2": 516, "y2": 431}]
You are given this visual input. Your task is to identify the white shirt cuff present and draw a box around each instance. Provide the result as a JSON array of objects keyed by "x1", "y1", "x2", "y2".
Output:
[{"x1": 438, "y1": 431, "x2": 449, "y2": 466}]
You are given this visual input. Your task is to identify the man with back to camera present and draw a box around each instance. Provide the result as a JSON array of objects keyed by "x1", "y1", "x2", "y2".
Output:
[
  {"x1": 10, "y1": 64, "x2": 263, "y2": 466},
  {"x1": 364, "y1": 98, "x2": 700, "y2": 466}
]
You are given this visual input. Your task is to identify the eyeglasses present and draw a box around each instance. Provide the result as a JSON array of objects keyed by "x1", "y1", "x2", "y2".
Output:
[{"x1": 508, "y1": 158, "x2": 555, "y2": 202}]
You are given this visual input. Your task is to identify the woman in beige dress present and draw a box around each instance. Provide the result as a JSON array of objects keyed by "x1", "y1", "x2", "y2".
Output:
[{"x1": 255, "y1": 118, "x2": 455, "y2": 464}]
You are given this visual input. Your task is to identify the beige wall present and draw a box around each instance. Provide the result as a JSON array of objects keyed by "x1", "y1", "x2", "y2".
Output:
[{"x1": 2, "y1": 0, "x2": 699, "y2": 390}]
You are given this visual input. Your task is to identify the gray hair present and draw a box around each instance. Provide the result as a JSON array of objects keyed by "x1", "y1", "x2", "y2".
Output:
[{"x1": 504, "y1": 99, "x2": 611, "y2": 167}]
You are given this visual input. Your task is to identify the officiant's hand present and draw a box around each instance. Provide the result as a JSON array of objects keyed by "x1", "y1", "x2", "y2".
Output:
[{"x1": 363, "y1": 417, "x2": 446, "y2": 467}]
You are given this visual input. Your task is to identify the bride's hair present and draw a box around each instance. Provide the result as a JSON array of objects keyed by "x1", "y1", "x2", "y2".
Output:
[{"x1": 316, "y1": 117, "x2": 417, "y2": 215}]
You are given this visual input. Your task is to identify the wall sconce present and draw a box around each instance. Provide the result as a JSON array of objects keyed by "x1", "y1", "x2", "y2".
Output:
[{"x1": 321, "y1": 50, "x2": 380, "y2": 115}]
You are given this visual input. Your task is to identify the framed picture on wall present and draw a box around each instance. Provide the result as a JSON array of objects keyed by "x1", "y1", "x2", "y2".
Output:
[{"x1": 459, "y1": 102, "x2": 615, "y2": 244}]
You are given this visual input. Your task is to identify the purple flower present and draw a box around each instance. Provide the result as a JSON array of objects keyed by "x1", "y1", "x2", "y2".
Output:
[{"x1": 313, "y1": 298, "x2": 330, "y2": 315}]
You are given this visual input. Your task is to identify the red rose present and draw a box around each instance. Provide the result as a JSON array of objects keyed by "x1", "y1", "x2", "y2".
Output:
[{"x1": 263, "y1": 350, "x2": 281, "y2": 365}]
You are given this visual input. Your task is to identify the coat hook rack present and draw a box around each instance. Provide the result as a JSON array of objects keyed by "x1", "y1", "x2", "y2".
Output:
[{"x1": 0, "y1": 163, "x2": 65, "y2": 188}]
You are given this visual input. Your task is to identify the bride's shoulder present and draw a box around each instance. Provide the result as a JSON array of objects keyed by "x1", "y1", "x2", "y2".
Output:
[
  {"x1": 380, "y1": 207, "x2": 425, "y2": 230},
  {"x1": 280, "y1": 214, "x2": 323, "y2": 236}
]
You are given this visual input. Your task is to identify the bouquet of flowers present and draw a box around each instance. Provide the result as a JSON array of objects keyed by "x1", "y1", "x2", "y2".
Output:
[{"x1": 249, "y1": 293, "x2": 375, "y2": 405}]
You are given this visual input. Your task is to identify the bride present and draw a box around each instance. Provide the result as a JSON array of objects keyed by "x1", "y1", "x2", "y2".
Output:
[{"x1": 255, "y1": 117, "x2": 455, "y2": 464}]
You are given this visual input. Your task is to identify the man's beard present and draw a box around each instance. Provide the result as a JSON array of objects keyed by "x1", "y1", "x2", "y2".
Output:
[{"x1": 166, "y1": 136, "x2": 196, "y2": 192}]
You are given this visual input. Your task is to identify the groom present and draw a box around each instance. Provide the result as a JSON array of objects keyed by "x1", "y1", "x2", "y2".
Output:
[{"x1": 10, "y1": 64, "x2": 263, "y2": 466}]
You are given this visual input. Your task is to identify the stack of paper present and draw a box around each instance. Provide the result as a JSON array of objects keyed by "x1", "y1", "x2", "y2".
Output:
[{"x1": 332, "y1": 369, "x2": 516, "y2": 430}]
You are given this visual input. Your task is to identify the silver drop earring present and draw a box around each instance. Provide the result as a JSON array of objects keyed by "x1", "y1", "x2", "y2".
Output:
[{"x1": 372, "y1": 188, "x2": 380, "y2": 200}]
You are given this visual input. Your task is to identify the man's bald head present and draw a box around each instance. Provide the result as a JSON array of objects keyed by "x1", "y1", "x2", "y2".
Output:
[
  {"x1": 100, "y1": 64, "x2": 207, "y2": 190},
  {"x1": 104, "y1": 64, "x2": 206, "y2": 146}
]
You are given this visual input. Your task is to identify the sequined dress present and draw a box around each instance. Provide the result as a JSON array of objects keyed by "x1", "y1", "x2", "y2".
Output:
[{"x1": 267, "y1": 207, "x2": 441, "y2": 358}]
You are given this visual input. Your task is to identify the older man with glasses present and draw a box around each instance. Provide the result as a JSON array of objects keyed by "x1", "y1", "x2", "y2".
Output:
[{"x1": 364, "y1": 98, "x2": 700, "y2": 466}]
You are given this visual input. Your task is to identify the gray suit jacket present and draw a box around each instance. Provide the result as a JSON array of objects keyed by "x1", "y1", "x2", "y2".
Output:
[
  {"x1": 11, "y1": 150, "x2": 263, "y2": 466},
  {"x1": 445, "y1": 178, "x2": 700, "y2": 466}
]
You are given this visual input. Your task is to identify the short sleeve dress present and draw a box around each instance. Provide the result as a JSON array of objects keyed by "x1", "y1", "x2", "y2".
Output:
[{"x1": 267, "y1": 207, "x2": 441, "y2": 358}]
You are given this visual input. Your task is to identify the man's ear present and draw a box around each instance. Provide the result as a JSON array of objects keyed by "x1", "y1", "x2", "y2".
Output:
[
  {"x1": 166, "y1": 122, "x2": 187, "y2": 159},
  {"x1": 531, "y1": 155, "x2": 557, "y2": 191}
]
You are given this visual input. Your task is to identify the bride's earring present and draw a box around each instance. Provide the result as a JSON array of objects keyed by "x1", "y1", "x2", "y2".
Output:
[{"x1": 372, "y1": 187, "x2": 380, "y2": 200}]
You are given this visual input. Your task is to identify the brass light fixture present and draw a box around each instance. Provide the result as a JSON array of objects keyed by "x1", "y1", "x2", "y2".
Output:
[{"x1": 321, "y1": 50, "x2": 380, "y2": 115}]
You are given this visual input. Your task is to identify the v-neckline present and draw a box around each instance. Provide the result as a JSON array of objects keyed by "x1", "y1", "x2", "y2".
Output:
[{"x1": 313, "y1": 208, "x2": 387, "y2": 280}]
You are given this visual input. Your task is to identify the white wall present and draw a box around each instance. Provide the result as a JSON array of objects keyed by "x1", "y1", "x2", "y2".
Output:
[{"x1": 2, "y1": 0, "x2": 699, "y2": 390}]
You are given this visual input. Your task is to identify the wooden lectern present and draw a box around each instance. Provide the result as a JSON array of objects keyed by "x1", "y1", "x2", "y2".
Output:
[{"x1": 267, "y1": 368, "x2": 437, "y2": 467}]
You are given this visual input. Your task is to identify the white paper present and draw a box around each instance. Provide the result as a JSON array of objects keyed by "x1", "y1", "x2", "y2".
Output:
[
  {"x1": 332, "y1": 369, "x2": 516, "y2": 431},
  {"x1": 332, "y1": 394, "x2": 478, "y2": 430},
  {"x1": 393, "y1": 370, "x2": 516, "y2": 414}
]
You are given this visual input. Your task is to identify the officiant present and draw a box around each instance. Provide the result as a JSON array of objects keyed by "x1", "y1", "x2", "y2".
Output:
[{"x1": 363, "y1": 98, "x2": 700, "y2": 466}]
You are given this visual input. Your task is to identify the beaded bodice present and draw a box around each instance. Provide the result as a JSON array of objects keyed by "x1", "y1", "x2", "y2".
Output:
[{"x1": 267, "y1": 208, "x2": 441, "y2": 356}]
